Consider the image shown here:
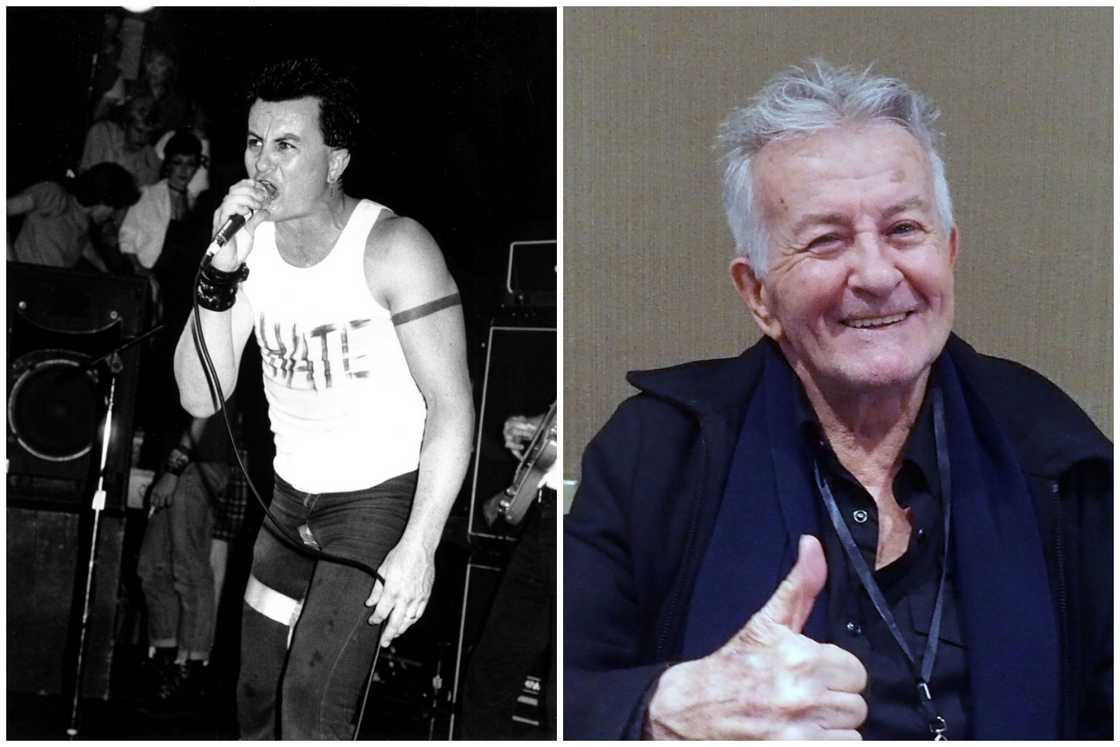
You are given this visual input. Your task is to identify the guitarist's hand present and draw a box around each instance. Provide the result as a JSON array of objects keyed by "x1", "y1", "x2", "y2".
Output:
[
  {"x1": 482, "y1": 494, "x2": 502, "y2": 526},
  {"x1": 503, "y1": 414, "x2": 544, "y2": 459}
]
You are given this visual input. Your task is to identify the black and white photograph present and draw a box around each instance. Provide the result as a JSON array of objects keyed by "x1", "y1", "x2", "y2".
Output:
[{"x1": 6, "y1": 5, "x2": 555, "y2": 740}]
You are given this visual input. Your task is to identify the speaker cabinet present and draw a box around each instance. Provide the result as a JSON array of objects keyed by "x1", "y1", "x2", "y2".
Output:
[
  {"x1": 449, "y1": 559, "x2": 503, "y2": 732},
  {"x1": 448, "y1": 559, "x2": 548, "y2": 738},
  {"x1": 6, "y1": 507, "x2": 126, "y2": 699},
  {"x1": 467, "y1": 324, "x2": 556, "y2": 543},
  {"x1": 6, "y1": 263, "x2": 147, "y2": 512},
  {"x1": 354, "y1": 543, "x2": 466, "y2": 740},
  {"x1": 504, "y1": 240, "x2": 556, "y2": 308}
]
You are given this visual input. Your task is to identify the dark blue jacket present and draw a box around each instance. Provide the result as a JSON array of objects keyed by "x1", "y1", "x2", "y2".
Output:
[{"x1": 564, "y1": 335, "x2": 1112, "y2": 739}]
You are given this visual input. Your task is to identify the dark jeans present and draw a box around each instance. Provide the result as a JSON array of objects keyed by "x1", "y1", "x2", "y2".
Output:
[
  {"x1": 459, "y1": 490, "x2": 556, "y2": 738},
  {"x1": 137, "y1": 462, "x2": 229, "y2": 657},
  {"x1": 237, "y1": 471, "x2": 416, "y2": 740}
]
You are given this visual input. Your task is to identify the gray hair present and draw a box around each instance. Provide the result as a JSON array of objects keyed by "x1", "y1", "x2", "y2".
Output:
[{"x1": 718, "y1": 59, "x2": 954, "y2": 275}]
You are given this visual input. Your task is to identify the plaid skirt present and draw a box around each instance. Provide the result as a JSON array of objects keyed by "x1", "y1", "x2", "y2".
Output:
[{"x1": 212, "y1": 447, "x2": 249, "y2": 541}]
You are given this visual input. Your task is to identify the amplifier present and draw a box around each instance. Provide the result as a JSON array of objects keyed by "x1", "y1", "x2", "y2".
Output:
[
  {"x1": 467, "y1": 324, "x2": 556, "y2": 544},
  {"x1": 504, "y1": 239, "x2": 555, "y2": 308}
]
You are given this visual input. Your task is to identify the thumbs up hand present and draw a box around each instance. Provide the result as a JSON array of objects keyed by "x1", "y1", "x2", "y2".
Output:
[{"x1": 644, "y1": 535, "x2": 868, "y2": 740}]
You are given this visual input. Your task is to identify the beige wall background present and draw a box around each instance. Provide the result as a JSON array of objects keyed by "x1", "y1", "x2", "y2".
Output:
[{"x1": 563, "y1": 7, "x2": 1113, "y2": 482}]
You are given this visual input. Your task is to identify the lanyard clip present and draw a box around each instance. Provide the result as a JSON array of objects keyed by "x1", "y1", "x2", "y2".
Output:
[
  {"x1": 929, "y1": 715, "x2": 948, "y2": 741},
  {"x1": 918, "y1": 682, "x2": 948, "y2": 739}
]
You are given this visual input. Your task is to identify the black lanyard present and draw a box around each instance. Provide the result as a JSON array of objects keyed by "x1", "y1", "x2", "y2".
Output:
[{"x1": 813, "y1": 388, "x2": 952, "y2": 741}]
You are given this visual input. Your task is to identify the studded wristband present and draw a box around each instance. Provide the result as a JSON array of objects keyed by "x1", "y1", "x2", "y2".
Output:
[{"x1": 196, "y1": 262, "x2": 249, "y2": 312}]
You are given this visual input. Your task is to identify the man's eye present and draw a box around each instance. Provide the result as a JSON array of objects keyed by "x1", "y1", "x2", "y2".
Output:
[
  {"x1": 891, "y1": 222, "x2": 919, "y2": 235},
  {"x1": 807, "y1": 233, "x2": 841, "y2": 250},
  {"x1": 246, "y1": 138, "x2": 261, "y2": 150}
]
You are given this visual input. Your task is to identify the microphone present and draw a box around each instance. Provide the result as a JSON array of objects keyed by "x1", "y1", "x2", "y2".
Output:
[
  {"x1": 205, "y1": 181, "x2": 277, "y2": 257},
  {"x1": 206, "y1": 210, "x2": 253, "y2": 256}
]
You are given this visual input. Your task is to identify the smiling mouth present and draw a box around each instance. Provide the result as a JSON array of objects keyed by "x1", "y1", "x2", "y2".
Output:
[{"x1": 841, "y1": 312, "x2": 911, "y2": 329}]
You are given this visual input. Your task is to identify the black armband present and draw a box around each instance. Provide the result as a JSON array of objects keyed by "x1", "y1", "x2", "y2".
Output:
[
  {"x1": 196, "y1": 262, "x2": 249, "y2": 312},
  {"x1": 390, "y1": 293, "x2": 462, "y2": 325}
]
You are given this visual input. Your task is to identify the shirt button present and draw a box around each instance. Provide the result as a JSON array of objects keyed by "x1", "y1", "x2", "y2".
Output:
[
  {"x1": 852, "y1": 509, "x2": 869, "y2": 524},
  {"x1": 917, "y1": 527, "x2": 927, "y2": 543},
  {"x1": 846, "y1": 621, "x2": 862, "y2": 635}
]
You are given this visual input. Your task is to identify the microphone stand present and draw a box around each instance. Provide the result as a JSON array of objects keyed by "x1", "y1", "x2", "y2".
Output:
[
  {"x1": 64, "y1": 322, "x2": 159, "y2": 738},
  {"x1": 81, "y1": 323, "x2": 164, "y2": 373},
  {"x1": 352, "y1": 640, "x2": 384, "y2": 740},
  {"x1": 65, "y1": 351, "x2": 122, "y2": 739}
]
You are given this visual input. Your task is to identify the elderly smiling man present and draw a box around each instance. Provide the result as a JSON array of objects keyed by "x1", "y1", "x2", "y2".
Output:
[{"x1": 564, "y1": 60, "x2": 1112, "y2": 740}]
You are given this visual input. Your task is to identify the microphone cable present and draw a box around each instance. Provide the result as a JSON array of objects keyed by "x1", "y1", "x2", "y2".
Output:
[{"x1": 188, "y1": 251, "x2": 386, "y2": 737}]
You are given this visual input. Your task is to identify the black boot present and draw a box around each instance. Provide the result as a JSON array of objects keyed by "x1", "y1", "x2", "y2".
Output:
[
  {"x1": 139, "y1": 646, "x2": 177, "y2": 696},
  {"x1": 140, "y1": 657, "x2": 200, "y2": 715},
  {"x1": 180, "y1": 660, "x2": 212, "y2": 703}
]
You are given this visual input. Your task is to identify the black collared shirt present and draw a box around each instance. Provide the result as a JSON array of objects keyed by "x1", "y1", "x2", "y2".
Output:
[{"x1": 796, "y1": 392, "x2": 973, "y2": 740}]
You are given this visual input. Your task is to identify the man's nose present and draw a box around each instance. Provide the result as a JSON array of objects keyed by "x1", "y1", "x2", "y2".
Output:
[
  {"x1": 253, "y1": 149, "x2": 275, "y2": 178},
  {"x1": 848, "y1": 232, "x2": 903, "y2": 294}
]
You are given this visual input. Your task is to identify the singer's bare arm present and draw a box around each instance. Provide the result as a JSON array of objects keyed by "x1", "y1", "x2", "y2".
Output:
[
  {"x1": 363, "y1": 215, "x2": 475, "y2": 645},
  {"x1": 173, "y1": 288, "x2": 255, "y2": 417},
  {"x1": 173, "y1": 179, "x2": 267, "y2": 417}
]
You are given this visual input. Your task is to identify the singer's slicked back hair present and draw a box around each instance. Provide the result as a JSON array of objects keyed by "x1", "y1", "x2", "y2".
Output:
[
  {"x1": 70, "y1": 162, "x2": 141, "y2": 209},
  {"x1": 718, "y1": 59, "x2": 953, "y2": 275},
  {"x1": 247, "y1": 57, "x2": 362, "y2": 152}
]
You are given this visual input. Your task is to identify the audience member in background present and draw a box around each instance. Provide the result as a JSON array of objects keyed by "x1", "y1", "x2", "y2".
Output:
[
  {"x1": 96, "y1": 42, "x2": 192, "y2": 132},
  {"x1": 120, "y1": 129, "x2": 208, "y2": 312},
  {"x1": 155, "y1": 125, "x2": 210, "y2": 201},
  {"x1": 79, "y1": 93, "x2": 160, "y2": 272},
  {"x1": 6, "y1": 162, "x2": 139, "y2": 270},
  {"x1": 137, "y1": 411, "x2": 235, "y2": 711},
  {"x1": 120, "y1": 129, "x2": 220, "y2": 514},
  {"x1": 81, "y1": 93, "x2": 163, "y2": 188},
  {"x1": 209, "y1": 439, "x2": 250, "y2": 645},
  {"x1": 97, "y1": 40, "x2": 211, "y2": 199},
  {"x1": 88, "y1": 26, "x2": 124, "y2": 121},
  {"x1": 116, "y1": 123, "x2": 240, "y2": 711}
]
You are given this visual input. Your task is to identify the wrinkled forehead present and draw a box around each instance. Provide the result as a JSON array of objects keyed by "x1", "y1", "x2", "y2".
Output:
[
  {"x1": 755, "y1": 123, "x2": 935, "y2": 217},
  {"x1": 248, "y1": 97, "x2": 325, "y2": 142}
]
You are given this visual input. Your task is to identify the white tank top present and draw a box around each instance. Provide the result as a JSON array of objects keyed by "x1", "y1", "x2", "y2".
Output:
[{"x1": 242, "y1": 199, "x2": 426, "y2": 493}]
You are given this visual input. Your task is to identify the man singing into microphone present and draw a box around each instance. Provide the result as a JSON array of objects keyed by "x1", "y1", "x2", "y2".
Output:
[{"x1": 173, "y1": 57, "x2": 474, "y2": 739}]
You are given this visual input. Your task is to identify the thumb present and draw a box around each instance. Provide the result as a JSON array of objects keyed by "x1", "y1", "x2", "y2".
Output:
[
  {"x1": 746, "y1": 534, "x2": 827, "y2": 639},
  {"x1": 365, "y1": 576, "x2": 384, "y2": 608}
]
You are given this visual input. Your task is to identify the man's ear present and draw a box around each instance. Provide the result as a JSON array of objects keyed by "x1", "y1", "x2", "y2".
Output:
[
  {"x1": 947, "y1": 224, "x2": 960, "y2": 268},
  {"x1": 328, "y1": 148, "x2": 351, "y2": 184},
  {"x1": 729, "y1": 256, "x2": 782, "y2": 341}
]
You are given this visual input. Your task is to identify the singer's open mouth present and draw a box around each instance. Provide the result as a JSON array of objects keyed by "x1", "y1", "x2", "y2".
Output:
[{"x1": 258, "y1": 180, "x2": 279, "y2": 202}]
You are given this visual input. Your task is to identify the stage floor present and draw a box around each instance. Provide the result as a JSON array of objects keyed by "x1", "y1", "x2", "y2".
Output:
[{"x1": 6, "y1": 690, "x2": 239, "y2": 740}]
